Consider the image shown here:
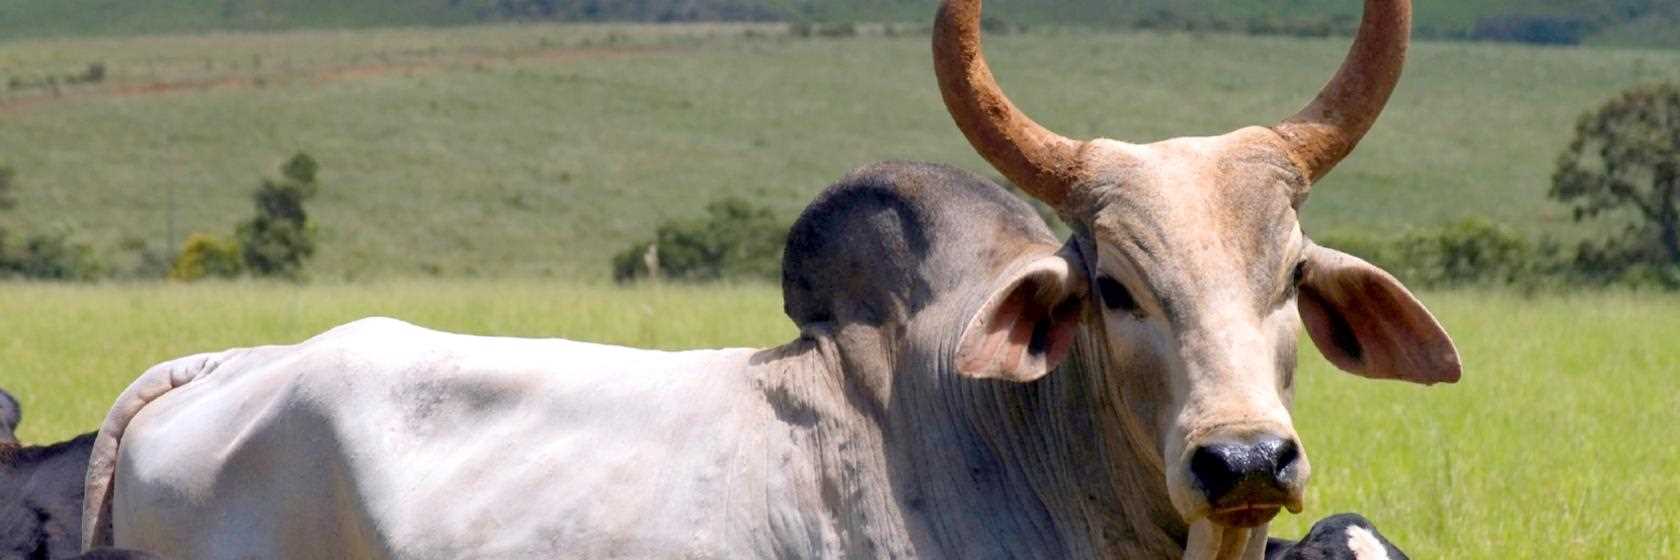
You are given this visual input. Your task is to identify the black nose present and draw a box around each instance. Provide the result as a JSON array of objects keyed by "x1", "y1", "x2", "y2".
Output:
[{"x1": 1190, "y1": 436, "x2": 1300, "y2": 506}]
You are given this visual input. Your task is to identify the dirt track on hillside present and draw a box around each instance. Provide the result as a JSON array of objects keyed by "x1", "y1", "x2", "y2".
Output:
[{"x1": 0, "y1": 44, "x2": 671, "y2": 115}]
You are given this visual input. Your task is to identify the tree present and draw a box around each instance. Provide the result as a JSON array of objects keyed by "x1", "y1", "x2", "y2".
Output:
[
  {"x1": 1551, "y1": 83, "x2": 1680, "y2": 274},
  {"x1": 612, "y1": 197, "x2": 787, "y2": 283},
  {"x1": 237, "y1": 152, "x2": 321, "y2": 278}
]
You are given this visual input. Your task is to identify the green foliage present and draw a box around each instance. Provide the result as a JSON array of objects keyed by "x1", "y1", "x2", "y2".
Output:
[
  {"x1": 0, "y1": 166, "x2": 103, "y2": 281},
  {"x1": 237, "y1": 153, "x2": 321, "y2": 279},
  {"x1": 169, "y1": 232, "x2": 244, "y2": 282},
  {"x1": 1320, "y1": 218, "x2": 1549, "y2": 289},
  {"x1": 613, "y1": 197, "x2": 788, "y2": 283},
  {"x1": 1551, "y1": 83, "x2": 1680, "y2": 279},
  {"x1": 0, "y1": 230, "x2": 104, "y2": 281}
]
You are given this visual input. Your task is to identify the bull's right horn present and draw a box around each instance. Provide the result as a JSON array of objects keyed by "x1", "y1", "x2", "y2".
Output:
[
  {"x1": 934, "y1": 0, "x2": 1085, "y2": 208},
  {"x1": 1272, "y1": 0, "x2": 1411, "y2": 184}
]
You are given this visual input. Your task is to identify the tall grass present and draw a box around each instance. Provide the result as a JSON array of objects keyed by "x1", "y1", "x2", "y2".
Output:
[{"x1": 0, "y1": 282, "x2": 1674, "y2": 557}]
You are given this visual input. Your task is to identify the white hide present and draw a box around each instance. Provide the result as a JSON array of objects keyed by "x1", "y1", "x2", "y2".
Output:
[{"x1": 91, "y1": 317, "x2": 841, "y2": 559}]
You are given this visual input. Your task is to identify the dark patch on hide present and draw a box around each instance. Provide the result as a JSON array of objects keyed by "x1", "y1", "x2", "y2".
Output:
[
  {"x1": 391, "y1": 376, "x2": 521, "y2": 437},
  {"x1": 764, "y1": 384, "x2": 820, "y2": 428}
]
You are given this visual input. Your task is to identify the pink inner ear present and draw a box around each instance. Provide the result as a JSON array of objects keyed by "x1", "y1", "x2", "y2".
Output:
[{"x1": 956, "y1": 280, "x2": 1081, "y2": 382}]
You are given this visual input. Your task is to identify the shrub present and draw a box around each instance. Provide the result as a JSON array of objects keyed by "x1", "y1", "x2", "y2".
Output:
[
  {"x1": 981, "y1": 16, "x2": 1024, "y2": 36},
  {"x1": 237, "y1": 152, "x2": 321, "y2": 279},
  {"x1": 0, "y1": 231, "x2": 103, "y2": 281},
  {"x1": 169, "y1": 233, "x2": 243, "y2": 282},
  {"x1": 0, "y1": 166, "x2": 15, "y2": 211},
  {"x1": 1472, "y1": 15, "x2": 1590, "y2": 46},
  {"x1": 814, "y1": 22, "x2": 857, "y2": 39},
  {"x1": 0, "y1": 166, "x2": 104, "y2": 281},
  {"x1": 612, "y1": 197, "x2": 788, "y2": 283},
  {"x1": 1317, "y1": 218, "x2": 1546, "y2": 289}
]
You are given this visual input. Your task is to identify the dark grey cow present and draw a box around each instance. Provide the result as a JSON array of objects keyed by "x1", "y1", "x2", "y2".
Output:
[
  {"x1": 0, "y1": 388, "x2": 19, "y2": 445},
  {"x1": 1, "y1": 388, "x2": 159, "y2": 560},
  {"x1": 1267, "y1": 514, "x2": 1410, "y2": 560}
]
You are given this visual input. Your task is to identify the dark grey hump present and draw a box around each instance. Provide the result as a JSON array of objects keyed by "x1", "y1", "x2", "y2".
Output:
[{"x1": 781, "y1": 161, "x2": 1057, "y2": 333}]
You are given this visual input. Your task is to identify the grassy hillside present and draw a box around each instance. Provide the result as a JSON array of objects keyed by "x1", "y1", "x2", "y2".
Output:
[
  {"x1": 1, "y1": 0, "x2": 1677, "y2": 48},
  {"x1": 1, "y1": 25, "x2": 1676, "y2": 280},
  {"x1": 1, "y1": 281, "x2": 1675, "y2": 558}
]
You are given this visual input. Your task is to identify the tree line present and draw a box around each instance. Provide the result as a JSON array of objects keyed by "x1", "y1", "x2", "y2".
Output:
[
  {"x1": 614, "y1": 83, "x2": 1680, "y2": 290},
  {"x1": 2, "y1": 83, "x2": 1675, "y2": 288},
  {"x1": 0, "y1": 153, "x2": 324, "y2": 282}
]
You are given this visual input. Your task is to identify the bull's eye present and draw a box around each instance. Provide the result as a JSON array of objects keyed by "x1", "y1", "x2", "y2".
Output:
[{"x1": 1096, "y1": 276, "x2": 1141, "y2": 314}]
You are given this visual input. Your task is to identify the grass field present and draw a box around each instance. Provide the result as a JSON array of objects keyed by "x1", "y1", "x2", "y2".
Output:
[
  {"x1": 0, "y1": 282, "x2": 1675, "y2": 557},
  {"x1": 1, "y1": 25, "x2": 1678, "y2": 281}
]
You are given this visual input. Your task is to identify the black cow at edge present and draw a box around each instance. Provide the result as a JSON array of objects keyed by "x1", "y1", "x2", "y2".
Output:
[
  {"x1": 0, "y1": 388, "x2": 161, "y2": 560},
  {"x1": 1267, "y1": 513, "x2": 1411, "y2": 560}
]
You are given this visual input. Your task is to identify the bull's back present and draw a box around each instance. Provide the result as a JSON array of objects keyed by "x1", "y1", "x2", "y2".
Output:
[{"x1": 112, "y1": 317, "x2": 773, "y2": 559}]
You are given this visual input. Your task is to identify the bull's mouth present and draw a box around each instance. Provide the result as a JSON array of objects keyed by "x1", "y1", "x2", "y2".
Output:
[{"x1": 1207, "y1": 504, "x2": 1283, "y2": 528}]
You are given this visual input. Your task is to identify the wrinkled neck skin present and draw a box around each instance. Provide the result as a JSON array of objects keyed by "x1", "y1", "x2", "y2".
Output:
[{"x1": 756, "y1": 305, "x2": 1271, "y2": 559}]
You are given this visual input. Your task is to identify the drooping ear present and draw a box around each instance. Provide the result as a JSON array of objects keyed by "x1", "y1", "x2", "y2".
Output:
[
  {"x1": 1297, "y1": 245, "x2": 1461, "y2": 385},
  {"x1": 956, "y1": 247, "x2": 1088, "y2": 382}
]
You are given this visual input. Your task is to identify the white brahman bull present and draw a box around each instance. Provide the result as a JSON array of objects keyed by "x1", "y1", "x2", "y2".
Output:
[{"x1": 85, "y1": 0, "x2": 1456, "y2": 558}]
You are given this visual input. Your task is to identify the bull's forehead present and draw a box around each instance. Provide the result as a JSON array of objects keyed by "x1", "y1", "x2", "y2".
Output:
[{"x1": 1074, "y1": 131, "x2": 1305, "y2": 314}]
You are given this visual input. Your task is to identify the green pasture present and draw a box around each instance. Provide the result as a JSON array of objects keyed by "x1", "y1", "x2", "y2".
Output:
[
  {"x1": 1, "y1": 282, "x2": 1675, "y2": 558},
  {"x1": 1, "y1": 26, "x2": 1677, "y2": 280}
]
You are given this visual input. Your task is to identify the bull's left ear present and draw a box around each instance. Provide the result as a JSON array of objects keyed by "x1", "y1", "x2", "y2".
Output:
[
  {"x1": 1297, "y1": 245, "x2": 1462, "y2": 385},
  {"x1": 955, "y1": 248, "x2": 1088, "y2": 382}
]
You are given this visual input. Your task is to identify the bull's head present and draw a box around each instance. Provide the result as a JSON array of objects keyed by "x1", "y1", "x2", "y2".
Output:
[{"x1": 934, "y1": 0, "x2": 1460, "y2": 532}]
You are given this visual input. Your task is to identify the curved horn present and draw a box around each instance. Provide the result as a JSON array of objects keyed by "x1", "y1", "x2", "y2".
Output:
[
  {"x1": 934, "y1": 0, "x2": 1084, "y2": 207},
  {"x1": 1272, "y1": 0, "x2": 1411, "y2": 183}
]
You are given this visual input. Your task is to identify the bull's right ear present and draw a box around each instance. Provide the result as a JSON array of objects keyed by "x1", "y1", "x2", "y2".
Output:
[{"x1": 955, "y1": 248, "x2": 1088, "y2": 382}]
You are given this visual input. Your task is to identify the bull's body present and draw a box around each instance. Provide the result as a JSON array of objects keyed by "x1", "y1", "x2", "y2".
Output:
[
  {"x1": 102, "y1": 324, "x2": 807, "y2": 558},
  {"x1": 87, "y1": 0, "x2": 1457, "y2": 557}
]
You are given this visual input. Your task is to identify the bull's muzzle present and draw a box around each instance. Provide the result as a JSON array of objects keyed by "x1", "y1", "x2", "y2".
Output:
[{"x1": 1190, "y1": 434, "x2": 1306, "y2": 528}]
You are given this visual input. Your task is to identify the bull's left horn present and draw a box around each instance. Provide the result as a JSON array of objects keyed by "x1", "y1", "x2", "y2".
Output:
[
  {"x1": 1272, "y1": 0, "x2": 1411, "y2": 184},
  {"x1": 934, "y1": 0, "x2": 1085, "y2": 208}
]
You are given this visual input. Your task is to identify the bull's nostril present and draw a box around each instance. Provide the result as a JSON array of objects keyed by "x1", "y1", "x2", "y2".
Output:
[
  {"x1": 1190, "y1": 443, "x2": 1244, "y2": 502},
  {"x1": 1271, "y1": 438, "x2": 1300, "y2": 478}
]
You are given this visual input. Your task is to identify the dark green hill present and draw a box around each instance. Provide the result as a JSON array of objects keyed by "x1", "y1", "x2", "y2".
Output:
[{"x1": 1, "y1": 0, "x2": 1676, "y2": 48}]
